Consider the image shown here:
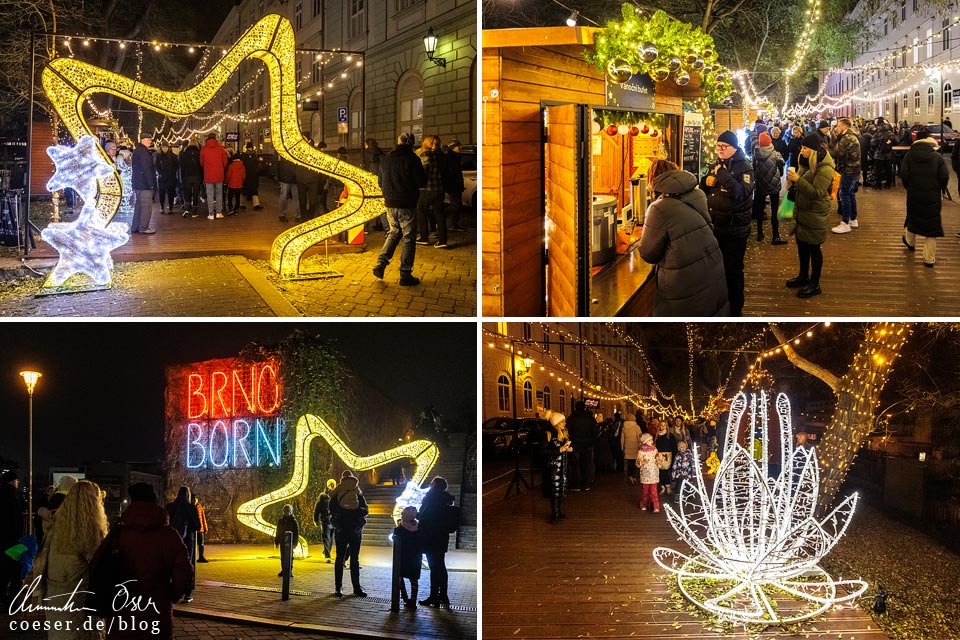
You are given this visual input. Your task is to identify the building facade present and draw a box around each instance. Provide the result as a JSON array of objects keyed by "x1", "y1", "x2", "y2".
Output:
[
  {"x1": 481, "y1": 322, "x2": 650, "y2": 423},
  {"x1": 194, "y1": 0, "x2": 475, "y2": 152},
  {"x1": 822, "y1": 0, "x2": 960, "y2": 123}
]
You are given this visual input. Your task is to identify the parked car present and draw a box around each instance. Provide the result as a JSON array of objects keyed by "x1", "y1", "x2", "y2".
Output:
[
  {"x1": 444, "y1": 144, "x2": 477, "y2": 209},
  {"x1": 910, "y1": 123, "x2": 960, "y2": 151},
  {"x1": 482, "y1": 417, "x2": 551, "y2": 456}
]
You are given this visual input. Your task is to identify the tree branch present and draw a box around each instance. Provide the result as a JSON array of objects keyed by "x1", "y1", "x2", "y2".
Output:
[{"x1": 768, "y1": 323, "x2": 840, "y2": 391}]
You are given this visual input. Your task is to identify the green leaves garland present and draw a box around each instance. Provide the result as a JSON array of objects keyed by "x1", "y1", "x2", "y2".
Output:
[{"x1": 586, "y1": 4, "x2": 733, "y2": 105}]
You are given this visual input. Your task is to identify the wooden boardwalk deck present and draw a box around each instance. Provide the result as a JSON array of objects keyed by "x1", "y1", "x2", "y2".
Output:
[
  {"x1": 482, "y1": 467, "x2": 889, "y2": 640},
  {"x1": 743, "y1": 169, "x2": 960, "y2": 316}
]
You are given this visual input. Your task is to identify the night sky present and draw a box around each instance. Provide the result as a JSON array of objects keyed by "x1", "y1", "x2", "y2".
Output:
[{"x1": 0, "y1": 322, "x2": 476, "y2": 480}]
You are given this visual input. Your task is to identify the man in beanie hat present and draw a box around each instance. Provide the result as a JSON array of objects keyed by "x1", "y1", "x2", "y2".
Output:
[
  {"x1": 701, "y1": 130, "x2": 754, "y2": 316},
  {"x1": 817, "y1": 120, "x2": 832, "y2": 147},
  {"x1": 752, "y1": 132, "x2": 786, "y2": 244},
  {"x1": 831, "y1": 117, "x2": 862, "y2": 234},
  {"x1": 373, "y1": 132, "x2": 427, "y2": 286}
]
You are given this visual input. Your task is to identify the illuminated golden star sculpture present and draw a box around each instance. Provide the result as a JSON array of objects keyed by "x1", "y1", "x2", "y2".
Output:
[
  {"x1": 236, "y1": 413, "x2": 439, "y2": 557},
  {"x1": 41, "y1": 13, "x2": 383, "y2": 283}
]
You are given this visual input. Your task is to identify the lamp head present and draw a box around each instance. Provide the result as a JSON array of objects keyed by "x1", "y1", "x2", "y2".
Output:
[
  {"x1": 20, "y1": 370, "x2": 41, "y2": 395},
  {"x1": 423, "y1": 27, "x2": 438, "y2": 57}
]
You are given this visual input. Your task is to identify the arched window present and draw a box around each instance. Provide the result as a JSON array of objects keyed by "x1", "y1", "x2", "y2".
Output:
[
  {"x1": 903, "y1": 92, "x2": 909, "y2": 114},
  {"x1": 543, "y1": 385, "x2": 552, "y2": 410},
  {"x1": 945, "y1": 82, "x2": 953, "y2": 114},
  {"x1": 396, "y1": 71, "x2": 423, "y2": 142},
  {"x1": 523, "y1": 380, "x2": 533, "y2": 411},
  {"x1": 915, "y1": 90, "x2": 921, "y2": 116},
  {"x1": 497, "y1": 375, "x2": 510, "y2": 412},
  {"x1": 349, "y1": 89, "x2": 363, "y2": 149},
  {"x1": 928, "y1": 86, "x2": 935, "y2": 114},
  {"x1": 559, "y1": 388, "x2": 566, "y2": 414}
]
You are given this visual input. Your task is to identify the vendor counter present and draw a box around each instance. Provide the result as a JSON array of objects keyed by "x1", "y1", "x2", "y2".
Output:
[{"x1": 591, "y1": 228, "x2": 657, "y2": 317}]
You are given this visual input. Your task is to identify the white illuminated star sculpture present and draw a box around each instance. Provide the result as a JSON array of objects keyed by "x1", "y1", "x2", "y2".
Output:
[
  {"x1": 653, "y1": 391, "x2": 868, "y2": 624},
  {"x1": 42, "y1": 135, "x2": 129, "y2": 286}
]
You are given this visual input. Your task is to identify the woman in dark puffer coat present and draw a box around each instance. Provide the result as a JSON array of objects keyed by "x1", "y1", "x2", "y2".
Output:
[
  {"x1": 638, "y1": 165, "x2": 729, "y2": 316},
  {"x1": 901, "y1": 129, "x2": 948, "y2": 267}
]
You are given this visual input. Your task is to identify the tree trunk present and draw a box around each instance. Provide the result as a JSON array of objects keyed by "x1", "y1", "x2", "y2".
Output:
[{"x1": 771, "y1": 322, "x2": 913, "y2": 513}]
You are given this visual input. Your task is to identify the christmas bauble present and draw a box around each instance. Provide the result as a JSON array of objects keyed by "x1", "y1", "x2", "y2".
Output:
[
  {"x1": 667, "y1": 56, "x2": 682, "y2": 72},
  {"x1": 641, "y1": 124, "x2": 650, "y2": 134},
  {"x1": 629, "y1": 126, "x2": 640, "y2": 136},
  {"x1": 651, "y1": 129, "x2": 659, "y2": 137},
  {"x1": 683, "y1": 49, "x2": 698, "y2": 64},
  {"x1": 639, "y1": 42, "x2": 658, "y2": 64},
  {"x1": 702, "y1": 64, "x2": 714, "y2": 74},
  {"x1": 674, "y1": 71, "x2": 691, "y2": 86},
  {"x1": 605, "y1": 124, "x2": 619, "y2": 136},
  {"x1": 715, "y1": 70, "x2": 727, "y2": 82},
  {"x1": 701, "y1": 48, "x2": 714, "y2": 59},
  {"x1": 617, "y1": 124, "x2": 629, "y2": 135},
  {"x1": 692, "y1": 56, "x2": 705, "y2": 71},
  {"x1": 606, "y1": 58, "x2": 633, "y2": 84},
  {"x1": 650, "y1": 67, "x2": 669, "y2": 82}
]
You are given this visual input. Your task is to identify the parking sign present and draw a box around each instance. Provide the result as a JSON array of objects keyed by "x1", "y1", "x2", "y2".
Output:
[{"x1": 337, "y1": 107, "x2": 348, "y2": 123}]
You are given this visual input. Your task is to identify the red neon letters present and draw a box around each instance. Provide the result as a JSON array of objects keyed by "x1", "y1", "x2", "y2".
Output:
[{"x1": 187, "y1": 362, "x2": 281, "y2": 419}]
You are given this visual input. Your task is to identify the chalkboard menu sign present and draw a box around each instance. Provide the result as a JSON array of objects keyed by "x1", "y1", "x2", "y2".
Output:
[{"x1": 682, "y1": 113, "x2": 703, "y2": 176}]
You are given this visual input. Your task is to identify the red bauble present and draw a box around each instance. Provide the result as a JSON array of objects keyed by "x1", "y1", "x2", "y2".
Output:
[
  {"x1": 651, "y1": 129, "x2": 659, "y2": 137},
  {"x1": 605, "y1": 124, "x2": 619, "y2": 136},
  {"x1": 629, "y1": 126, "x2": 640, "y2": 136},
  {"x1": 640, "y1": 124, "x2": 650, "y2": 134}
]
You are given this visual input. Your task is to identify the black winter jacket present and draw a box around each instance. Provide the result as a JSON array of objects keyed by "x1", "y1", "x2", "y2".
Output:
[
  {"x1": 240, "y1": 150, "x2": 260, "y2": 194},
  {"x1": 275, "y1": 514, "x2": 300, "y2": 548},
  {"x1": 379, "y1": 145, "x2": 427, "y2": 208},
  {"x1": 155, "y1": 150, "x2": 179, "y2": 188},
  {"x1": 418, "y1": 488, "x2": 455, "y2": 554},
  {"x1": 700, "y1": 148, "x2": 754, "y2": 239},
  {"x1": 132, "y1": 143, "x2": 157, "y2": 190},
  {"x1": 638, "y1": 170, "x2": 729, "y2": 317},
  {"x1": 752, "y1": 145, "x2": 784, "y2": 195},
  {"x1": 179, "y1": 145, "x2": 201, "y2": 182},
  {"x1": 276, "y1": 157, "x2": 297, "y2": 183},
  {"x1": 901, "y1": 139, "x2": 948, "y2": 238}
]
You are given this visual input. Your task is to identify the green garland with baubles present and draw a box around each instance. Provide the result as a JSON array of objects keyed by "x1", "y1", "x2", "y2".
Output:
[{"x1": 585, "y1": 4, "x2": 733, "y2": 105}]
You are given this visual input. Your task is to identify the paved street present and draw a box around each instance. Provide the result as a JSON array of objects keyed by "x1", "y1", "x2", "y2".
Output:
[
  {"x1": 0, "y1": 233, "x2": 476, "y2": 317},
  {"x1": 743, "y1": 165, "x2": 960, "y2": 316},
  {"x1": 1, "y1": 544, "x2": 476, "y2": 640}
]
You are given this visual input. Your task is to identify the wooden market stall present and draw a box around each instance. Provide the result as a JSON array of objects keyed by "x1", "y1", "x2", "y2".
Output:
[{"x1": 482, "y1": 26, "x2": 707, "y2": 317}]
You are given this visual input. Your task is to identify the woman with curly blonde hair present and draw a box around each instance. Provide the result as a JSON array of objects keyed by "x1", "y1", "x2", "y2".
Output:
[{"x1": 43, "y1": 480, "x2": 109, "y2": 639}]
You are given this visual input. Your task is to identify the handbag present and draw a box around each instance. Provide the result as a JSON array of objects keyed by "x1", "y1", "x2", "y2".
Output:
[
  {"x1": 656, "y1": 451, "x2": 673, "y2": 470},
  {"x1": 777, "y1": 196, "x2": 795, "y2": 221},
  {"x1": 87, "y1": 525, "x2": 124, "y2": 617},
  {"x1": 829, "y1": 171, "x2": 841, "y2": 200}
]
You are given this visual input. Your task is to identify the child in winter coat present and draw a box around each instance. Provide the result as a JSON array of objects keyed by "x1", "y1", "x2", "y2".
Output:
[
  {"x1": 225, "y1": 156, "x2": 246, "y2": 215},
  {"x1": 393, "y1": 506, "x2": 422, "y2": 608},
  {"x1": 636, "y1": 432, "x2": 660, "y2": 512},
  {"x1": 671, "y1": 440, "x2": 697, "y2": 495},
  {"x1": 330, "y1": 471, "x2": 362, "y2": 512}
]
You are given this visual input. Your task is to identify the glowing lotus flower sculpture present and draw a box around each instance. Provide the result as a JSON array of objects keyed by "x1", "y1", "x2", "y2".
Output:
[{"x1": 653, "y1": 391, "x2": 867, "y2": 624}]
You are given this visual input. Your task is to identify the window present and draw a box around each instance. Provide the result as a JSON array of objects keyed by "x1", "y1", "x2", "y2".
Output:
[
  {"x1": 559, "y1": 335, "x2": 565, "y2": 361},
  {"x1": 523, "y1": 381, "x2": 533, "y2": 411},
  {"x1": 396, "y1": 0, "x2": 418, "y2": 9},
  {"x1": 946, "y1": 19, "x2": 952, "y2": 50},
  {"x1": 559, "y1": 388, "x2": 566, "y2": 414},
  {"x1": 349, "y1": 89, "x2": 363, "y2": 148},
  {"x1": 295, "y1": 1, "x2": 303, "y2": 30},
  {"x1": 396, "y1": 72, "x2": 423, "y2": 142},
  {"x1": 915, "y1": 90, "x2": 922, "y2": 115},
  {"x1": 913, "y1": 37, "x2": 920, "y2": 64},
  {"x1": 314, "y1": 0, "x2": 321, "y2": 17},
  {"x1": 928, "y1": 86, "x2": 935, "y2": 114},
  {"x1": 904, "y1": 92, "x2": 909, "y2": 113},
  {"x1": 543, "y1": 386, "x2": 551, "y2": 410},
  {"x1": 902, "y1": 47, "x2": 907, "y2": 66},
  {"x1": 912, "y1": 0, "x2": 917, "y2": 12},
  {"x1": 884, "y1": 19, "x2": 888, "y2": 36},
  {"x1": 927, "y1": 29, "x2": 933, "y2": 58},
  {"x1": 901, "y1": 0, "x2": 906, "y2": 21},
  {"x1": 497, "y1": 375, "x2": 510, "y2": 412},
  {"x1": 522, "y1": 323, "x2": 531, "y2": 340},
  {"x1": 258, "y1": 79, "x2": 264, "y2": 107},
  {"x1": 946, "y1": 82, "x2": 953, "y2": 113},
  {"x1": 296, "y1": 59, "x2": 302, "y2": 83},
  {"x1": 543, "y1": 327, "x2": 550, "y2": 354},
  {"x1": 350, "y1": 0, "x2": 366, "y2": 38}
]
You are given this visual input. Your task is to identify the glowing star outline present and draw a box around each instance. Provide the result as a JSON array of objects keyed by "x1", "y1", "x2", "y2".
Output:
[
  {"x1": 42, "y1": 135, "x2": 129, "y2": 286},
  {"x1": 41, "y1": 13, "x2": 384, "y2": 281},
  {"x1": 236, "y1": 413, "x2": 438, "y2": 557},
  {"x1": 652, "y1": 391, "x2": 868, "y2": 624}
]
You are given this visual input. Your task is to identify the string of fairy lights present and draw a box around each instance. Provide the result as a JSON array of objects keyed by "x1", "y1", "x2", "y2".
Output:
[{"x1": 54, "y1": 33, "x2": 362, "y2": 145}]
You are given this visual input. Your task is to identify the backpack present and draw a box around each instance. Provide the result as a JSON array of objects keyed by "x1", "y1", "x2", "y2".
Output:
[{"x1": 87, "y1": 525, "x2": 125, "y2": 617}]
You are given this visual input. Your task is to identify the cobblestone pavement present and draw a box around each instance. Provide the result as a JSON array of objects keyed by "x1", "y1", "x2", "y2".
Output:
[
  {"x1": 0, "y1": 229, "x2": 476, "y2": 317},
  {"x1": 173, "y1": 618, "x2": 355, "y2": 639}
]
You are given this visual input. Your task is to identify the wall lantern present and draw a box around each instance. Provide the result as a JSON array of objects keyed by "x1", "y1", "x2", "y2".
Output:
[{"x1": 423, "y1": 28, "x2": 446, "y2": 68}]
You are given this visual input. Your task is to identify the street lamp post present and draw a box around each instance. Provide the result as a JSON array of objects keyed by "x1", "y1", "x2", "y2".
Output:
[{"x1": 19, "y1": 370, "x2": 41, "y2": 536}]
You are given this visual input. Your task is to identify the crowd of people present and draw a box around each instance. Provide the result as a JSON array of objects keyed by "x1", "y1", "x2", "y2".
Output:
[
  {"x1": 1, "y1": 468, "x2": 461, "y2": 638},
  {"x1": 638, "y1": 114, "x2": 954, "y2": 316}
]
